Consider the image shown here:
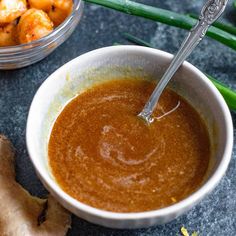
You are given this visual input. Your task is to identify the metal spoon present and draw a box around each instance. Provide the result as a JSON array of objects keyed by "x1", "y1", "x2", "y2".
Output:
[{"x1": 138, "y1": 0, "x2": 228, "y2": 123}]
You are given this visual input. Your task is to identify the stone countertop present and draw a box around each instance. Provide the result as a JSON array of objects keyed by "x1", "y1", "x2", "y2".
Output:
[{"x1": 0, "y1": 0, "x2": 235, "y2": 235}]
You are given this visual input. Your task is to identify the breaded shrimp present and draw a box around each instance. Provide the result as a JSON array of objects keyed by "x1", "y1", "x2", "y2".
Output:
[
  {"x1": 48, "y1": 0, "x2": 73, "y2": 27},
  {"x1": 0, "y1": 0, "x2": 27, "y2": 24},
  {"x1": 0, "y1": 22, "x2": 18, "y2": 46},
  {"x1": 28, "y1": 0, "x2": 53, "y2": 12},
  {"x1": 17, "y1": 8, "x2": 53, "y2": 44}
]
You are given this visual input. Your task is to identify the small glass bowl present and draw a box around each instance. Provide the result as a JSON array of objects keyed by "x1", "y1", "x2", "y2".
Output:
[{"x1": 0, "y1": 0, "x2": 83, "y2": 70}]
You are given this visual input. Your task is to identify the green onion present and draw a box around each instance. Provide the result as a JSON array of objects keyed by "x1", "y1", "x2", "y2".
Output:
[
  {"x1": 122, "y1": 33, "x2": 236, "y2": 110},
  {"x1": 123, "y1": 33, "x2": 153, "y2": 47},
  {"x1": 206, "y1": 75, "x2": 236, "y2": 111},
  {"x1": 123, "y1": 32, "x2": 155, "y2": 47},
  {"x1": 84, "y1": 0, "x2": 236, "y2": 51},
  {"x1": 188, "y1": 13, "x2": 236, "y2": 36}
]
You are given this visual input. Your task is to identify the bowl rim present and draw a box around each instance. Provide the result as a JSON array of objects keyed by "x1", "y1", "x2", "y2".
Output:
[
  {"x1": 0, "y1": 0, "x2": 82, "y2": 53},
  {"x1": 26, "y1": 45, "x2": 234, "y2": 221}
]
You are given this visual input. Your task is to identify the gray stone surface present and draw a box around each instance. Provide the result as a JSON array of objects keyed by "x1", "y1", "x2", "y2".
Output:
[{"x1": 0, "y1": 0, "x2": 235, "y2": 235}]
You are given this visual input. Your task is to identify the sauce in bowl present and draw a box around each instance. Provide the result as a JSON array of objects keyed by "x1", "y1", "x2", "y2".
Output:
[{"x1": 48, "y1": 79, "x2": 210, "y2": 213}]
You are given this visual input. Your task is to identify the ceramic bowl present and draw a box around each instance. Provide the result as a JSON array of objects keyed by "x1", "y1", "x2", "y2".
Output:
[{"x1": 26, "y1": 46, "x2": 233, "y2": 228}]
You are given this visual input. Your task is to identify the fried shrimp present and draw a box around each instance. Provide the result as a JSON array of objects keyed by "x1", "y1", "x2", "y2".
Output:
[
  {"x1": 48, "y1": 0, "x2": 73, "y2": 27},
  {"x1": 0, "y1": 0, "x2": 74, "y2": 46},
  {"x1": 28, "y1": 0, "x2": 53, "y2": 12},
  {"x1": 0, "y1": 0, "x2": 27, "y2": 24},
  {"x1": 28, "y1": 0, "x2": 73, "y2": 27},
  {"x1": 17, "y1": 8, "x2": 53, "y2": 44},
  {"x1": 0, "y1": 21, "x2": 18, "y2": 46}
]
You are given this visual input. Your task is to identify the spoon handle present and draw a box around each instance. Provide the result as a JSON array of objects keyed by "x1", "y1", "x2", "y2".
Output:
[{"x1": 138, "y1": 0, "x2": 228, "y2": 123}]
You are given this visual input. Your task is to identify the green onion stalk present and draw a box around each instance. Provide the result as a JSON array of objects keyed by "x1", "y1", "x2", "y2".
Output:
[
  {"x1": 187, "y1": 13, "x2": 236, "y2": 36},
  {"x1": 84, "y1": 0, "x2": 236, "y2": 51}
]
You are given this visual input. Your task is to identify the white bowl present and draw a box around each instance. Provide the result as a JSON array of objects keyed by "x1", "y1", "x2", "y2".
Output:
[{"x1": 26, "y1": 46, "x2": 233, "y2": 229}]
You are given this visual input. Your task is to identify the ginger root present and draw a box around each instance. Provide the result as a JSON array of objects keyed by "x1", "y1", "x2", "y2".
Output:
[{"x1": 0, "y1": 135, "x2": 71, "y2": 236}]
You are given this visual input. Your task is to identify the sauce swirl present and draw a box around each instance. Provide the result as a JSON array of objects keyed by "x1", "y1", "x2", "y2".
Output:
[{"x1": 48, "y1": 79, "x2": 210, "y2": 212}]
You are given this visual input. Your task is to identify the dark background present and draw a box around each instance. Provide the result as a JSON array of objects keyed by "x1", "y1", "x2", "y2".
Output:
[{"x1": 0, "y1": 0, "x2": 235, "y2": 235}]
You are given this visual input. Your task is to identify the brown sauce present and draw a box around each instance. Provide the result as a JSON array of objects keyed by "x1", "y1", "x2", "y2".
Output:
[{"x1": 48, "y1": 79, "x2": 210, "y2": 213}]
